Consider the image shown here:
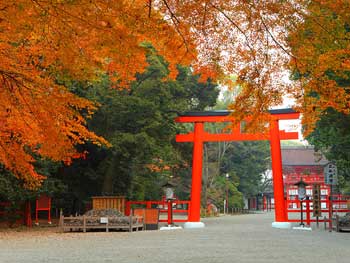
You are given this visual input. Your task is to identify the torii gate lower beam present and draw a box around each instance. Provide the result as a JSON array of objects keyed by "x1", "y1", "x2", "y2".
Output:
[{"x1": 175, "y1": 109, "x2": 300, "y2": 229}]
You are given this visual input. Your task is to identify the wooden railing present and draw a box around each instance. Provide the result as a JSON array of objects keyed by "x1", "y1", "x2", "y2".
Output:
[
  {"x1": 285, "y1": 196, "x2": 350, "y2": 228},
  {"x1": 125, "y1": 199, "x2": 190, "y2": 223}
]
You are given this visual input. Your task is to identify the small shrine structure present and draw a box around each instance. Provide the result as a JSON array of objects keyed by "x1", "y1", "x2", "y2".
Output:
[{"x1": 282, "y1": 146, "x2": 330, "y2": 209}]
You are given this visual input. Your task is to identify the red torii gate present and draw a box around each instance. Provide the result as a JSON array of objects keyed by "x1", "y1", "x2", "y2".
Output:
[{"x1": 175, "y1": 108, "x2": 300, "y2": 229}]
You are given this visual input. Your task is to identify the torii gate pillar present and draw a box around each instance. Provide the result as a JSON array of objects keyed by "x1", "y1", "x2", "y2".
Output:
[
  {"x1": 184, "y1": 122, "x2": 206, "y2": 229},
  {"x1": 270, "y1": 120, "x2": 291, "y2": 229}
]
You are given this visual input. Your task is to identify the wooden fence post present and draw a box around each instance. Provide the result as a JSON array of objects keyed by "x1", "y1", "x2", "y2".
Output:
[
  {"x1": 129, "y1": 214, "x2": 132, "y2": 232},
  {"x1": 83, "y1": 216, "x2": 86, "y2": 233}
]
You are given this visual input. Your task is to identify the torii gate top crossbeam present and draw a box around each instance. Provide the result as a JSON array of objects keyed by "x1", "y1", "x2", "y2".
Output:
[
  {"x1": 175, "y1": 108, "x2": 300, "y2": 123},
  {"x1": 175, "y1": 108, "x2": 300, "y2": 142}
]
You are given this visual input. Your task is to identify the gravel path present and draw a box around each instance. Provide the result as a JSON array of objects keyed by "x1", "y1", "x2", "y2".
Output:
[{"x1": 0, "y1": 212, "x2": 349, "y2": 263}]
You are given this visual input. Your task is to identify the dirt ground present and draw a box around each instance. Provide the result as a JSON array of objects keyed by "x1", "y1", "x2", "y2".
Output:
[{"x1": 0, "y1": 212, "x2": 349, "y2": 263}]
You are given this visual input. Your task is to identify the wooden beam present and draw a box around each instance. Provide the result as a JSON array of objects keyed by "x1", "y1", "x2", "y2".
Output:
[
  {"x1": 175, "y1": 112, "x2": 300, "y2": 123},
  {"x1": 176, "y1": 130, "x2": 299, "y2": 142}
]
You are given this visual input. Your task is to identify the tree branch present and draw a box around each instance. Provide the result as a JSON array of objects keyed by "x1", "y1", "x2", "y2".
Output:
[{"x1": 162, "y1": 0, "x2": 191, "y2": 53}]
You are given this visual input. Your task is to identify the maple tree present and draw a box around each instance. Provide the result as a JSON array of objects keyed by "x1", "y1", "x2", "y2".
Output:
[
  {"x1": 1, "y1": 0, "x2": 349, "y2": 187},
  {"x1": 0, "y1": 0, "x2": 195, "y2": 188},
  {"x1": 287, "y1": 1, "x2": 350, "y2": 133},
  {"x1": 289, "y1": 2, "x2": 350, "y2": 192},
  {"x1": 155, "y1": 1, "x2": 350, "y2": 132}
]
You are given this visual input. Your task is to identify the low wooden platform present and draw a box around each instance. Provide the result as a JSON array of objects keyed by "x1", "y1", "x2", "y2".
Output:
[{"x1": 60, "y1": 214, "x2": 143, "y2": 232}]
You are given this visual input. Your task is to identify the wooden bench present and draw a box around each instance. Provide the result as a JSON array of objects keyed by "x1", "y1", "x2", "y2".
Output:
[{"x1": 60, "y1": 214, "x2": 143, "y2": 232}]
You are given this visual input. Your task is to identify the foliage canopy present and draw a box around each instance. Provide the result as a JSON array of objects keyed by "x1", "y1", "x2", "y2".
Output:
[{"x1": 1, "y1": 0, "x2": 350, "y2": 186}]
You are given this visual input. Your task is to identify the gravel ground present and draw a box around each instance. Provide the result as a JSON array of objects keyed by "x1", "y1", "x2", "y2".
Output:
[{"x1": 0, "y1": 212, "x2": 349, "y2": 263}]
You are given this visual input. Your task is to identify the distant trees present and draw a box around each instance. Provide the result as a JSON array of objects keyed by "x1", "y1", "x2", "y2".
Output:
[
  {"x1": 203, "y1": 139, "x2": 271, "y2": 210},
  {"x1": 52, "y1": 47, "x2": 219, "y2": 209},
  {"x1": 307, "y1": 110, "x2": 350, "y2": 194},
  {"x1": 202, "y1": 89, "x2": 271, "y2": 210}
]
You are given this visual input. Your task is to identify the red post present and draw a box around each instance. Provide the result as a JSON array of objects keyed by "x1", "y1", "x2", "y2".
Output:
[
  {"x1": 48, "y1": 198, "x2": 51, "y2": 223},
  {"x1": 35, "y1": 199, "x2": 39, "y2": 225},
  {"x1": 167, "y1": 200, "x2": 173, "y2": 225},
  {"x1": 24, "y1": 201, "x2": 32, "y2": 227},
  {"x1": 188, "y1": 122, "x2": 204, "y2": 222},
  {"x1": 125, "y1": 201, "x2": 131, "y2": 216},
  {"x1": 306, "y1": 198, "x2": 311, "y2": 226},
  {"x1": 328, "y1": 197, "x2": 333, "y2": 231},
  {"x1": 270, "y1": 120, "x2": 287, "y2": 222}
]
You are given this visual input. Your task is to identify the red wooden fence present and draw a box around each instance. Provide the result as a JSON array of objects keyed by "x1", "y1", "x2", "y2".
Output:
[
  {"x1": 285, "y1": 195, "x2": 350, "y2": 227},
  {"x1": 125, "y1": 197, "x2": 190, "y2": 223}
]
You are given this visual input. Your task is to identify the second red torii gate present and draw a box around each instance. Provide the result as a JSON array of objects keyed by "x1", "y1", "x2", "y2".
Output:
[{"x1": 175, "y1": 108, "x2": 300, "y2": 229}]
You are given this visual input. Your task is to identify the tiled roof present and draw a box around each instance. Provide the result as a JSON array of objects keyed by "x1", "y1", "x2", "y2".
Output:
[{"x1": 281, "y1": 146, "x2": 329, "y2": 166}]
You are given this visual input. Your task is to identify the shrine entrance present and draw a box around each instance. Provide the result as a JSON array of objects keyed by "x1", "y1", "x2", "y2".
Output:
[{"x1": 175, "y1": 108, "x2": 300, "y2": 229}]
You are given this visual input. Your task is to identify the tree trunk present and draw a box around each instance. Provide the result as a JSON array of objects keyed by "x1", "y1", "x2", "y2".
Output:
[{"x1": 102, "y1": 156, "x2": 115, "y2": 195}]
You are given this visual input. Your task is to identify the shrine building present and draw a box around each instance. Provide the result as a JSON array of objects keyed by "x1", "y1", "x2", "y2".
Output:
[{"x1": 282, "y1": 146, "x2": 330, "y2": 209}]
